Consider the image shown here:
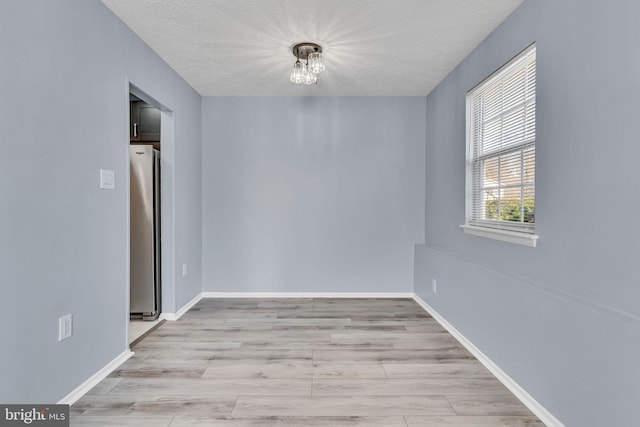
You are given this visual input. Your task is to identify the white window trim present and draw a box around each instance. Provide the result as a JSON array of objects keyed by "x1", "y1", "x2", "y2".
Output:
[
  {"x1": 460, "y1": 224, "x2": 538, "y2": 248},
  {"x1": 462, "y1": 43, "x2": 537, "y2": 247}
]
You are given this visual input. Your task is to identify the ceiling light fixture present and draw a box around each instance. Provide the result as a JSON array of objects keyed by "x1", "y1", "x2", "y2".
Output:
[{"x1": 290, "y1": 43, "x2": 324, "y2": 85}]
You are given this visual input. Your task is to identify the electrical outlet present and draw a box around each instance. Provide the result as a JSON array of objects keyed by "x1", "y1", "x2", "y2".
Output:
[
  {"x1": 182, "y1": 263, "x2": 188, "y2": 277},
  {"x1": 58, "y1": 314, "x2": 72, "y2": 341},
  {"x1": 432, "y1": 279, "x2": 437, "y2": 294}
]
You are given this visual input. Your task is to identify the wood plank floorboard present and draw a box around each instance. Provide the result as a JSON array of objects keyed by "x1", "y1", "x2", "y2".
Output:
[
  {"x1": 404, "y1": 416, "x2": 545, "y2": 426},
  {"x1": 382, "y1": 363, "x2": 495, "y2": 379},
  {"x1": 202, "y1": 363, "x2": 388, "y2": 379},
  {"x1": 169, "y1": 416, "x2": 408, "y2": 427},
  {"x1": 231, "y1": 395, "x2": 455, "y2": 417},
  {"x1": 312, "y1": 378, "x2": 511, "y2": 396},
  {"x1": 71, "y1": 298, "x2": 541, "y2": 426}
]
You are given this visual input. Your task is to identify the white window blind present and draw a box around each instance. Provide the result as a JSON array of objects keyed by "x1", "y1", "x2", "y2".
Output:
[{"x1": 465, "y1": 44, "x2": 536, "y2": 234}]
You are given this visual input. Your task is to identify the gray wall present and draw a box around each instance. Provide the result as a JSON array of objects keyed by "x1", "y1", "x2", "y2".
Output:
[
  {"x1": 202, "y1": 97, "x2": 425, "y2": 293},
  {"x1": 414, "y1": 1, "x2": 640, "y2": 426},
  {"x1": 0, "y1": 0, "x2": 202, "y2": 402}
]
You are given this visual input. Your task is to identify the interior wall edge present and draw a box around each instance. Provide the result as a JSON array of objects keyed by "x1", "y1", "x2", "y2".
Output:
[
  {"x1": 415, "y1": 243, "x2": 640, "y2": 328},
  {"x1": 200, "y1": 292, "x2": 415, "y2": 299}
]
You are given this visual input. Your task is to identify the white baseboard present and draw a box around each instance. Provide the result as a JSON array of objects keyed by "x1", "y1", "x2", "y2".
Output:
[
  {"x1": 159, "y1": 312, "x2": 175, "y2": 321},
  {"x1": 201, "y1": 292, "x2": 414, "y2": 299},
  {"x1": 412, "y1": 294, "x2": 564, "y2": 427},
  {"x1": 58, "y1": 350, "x2": 134, "y2": 405},
  {"x1": 160, "y1": 293, "x2": 203, "y2": 321}
]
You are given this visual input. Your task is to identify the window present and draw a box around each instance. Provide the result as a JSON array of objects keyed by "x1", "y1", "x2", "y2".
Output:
[{"x1": 462, "y1": 44, "x2": 538, "y2": 247}]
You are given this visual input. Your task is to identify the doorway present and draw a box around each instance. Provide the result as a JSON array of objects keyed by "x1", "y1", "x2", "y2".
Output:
[
  {"x1": 126, "y1": 83, "x2": 175, "y2": 347},
  {"x1": 129, "y1": 93, "x2": 161, "y2": 342}
]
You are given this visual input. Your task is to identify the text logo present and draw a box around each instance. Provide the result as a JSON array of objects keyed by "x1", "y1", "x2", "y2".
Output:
[{"x1": 0, "y1": 405, "x2": 68, "y2": 426}]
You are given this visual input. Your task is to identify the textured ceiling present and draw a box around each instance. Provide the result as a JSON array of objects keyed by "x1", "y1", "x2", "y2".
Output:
[{"x1": 101, "y1": 0, "x2": 523, "y2": 96}]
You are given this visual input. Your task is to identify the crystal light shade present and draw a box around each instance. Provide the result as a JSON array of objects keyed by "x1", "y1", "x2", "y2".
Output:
[
  {"x1": 290, "y1": 42, "x2": 324, "y2": 85},
  {"x1": 307, "y1": 51, "x2": 324, "y2": 74},
  {"x1": 289, "y1": 59, "x2": 305, "y2": 84},
  {"x1": 303, "y1": 65, "x2": 317, "y2": 85}
]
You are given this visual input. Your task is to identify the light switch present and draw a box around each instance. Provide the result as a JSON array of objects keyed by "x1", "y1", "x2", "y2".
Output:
[{"x1": 100, "y1": 169, "x2": 115, "y2": 190}]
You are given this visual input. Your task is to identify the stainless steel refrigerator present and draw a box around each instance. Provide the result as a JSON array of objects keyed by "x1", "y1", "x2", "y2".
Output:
[{"x1": 130, "y1": 145, "x2": 161, "y2": 320}]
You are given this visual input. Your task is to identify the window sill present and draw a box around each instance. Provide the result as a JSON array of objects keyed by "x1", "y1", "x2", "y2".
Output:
[{"x1": 459, "y1": 224, "x2": 538, "y2": 248}]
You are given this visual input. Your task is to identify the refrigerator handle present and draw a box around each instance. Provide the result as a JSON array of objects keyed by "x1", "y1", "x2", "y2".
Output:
[{"x1": 133, "y1": 123, "x2": 138, "y2": 137}]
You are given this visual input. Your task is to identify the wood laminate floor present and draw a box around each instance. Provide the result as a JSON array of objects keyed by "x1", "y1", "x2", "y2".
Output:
[{"x1": 71, "y1": 298, "x2": 543, "y2": 426}]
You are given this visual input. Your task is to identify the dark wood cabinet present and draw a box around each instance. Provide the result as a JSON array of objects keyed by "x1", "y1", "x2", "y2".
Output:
[{"x1": 130, "y1": 101, "x2": 160, "y2": 142}]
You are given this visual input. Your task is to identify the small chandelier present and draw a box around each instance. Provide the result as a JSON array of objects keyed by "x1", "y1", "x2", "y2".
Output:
[{"x1": 290, "y1": 42, "x2": 324, "y2": 85}]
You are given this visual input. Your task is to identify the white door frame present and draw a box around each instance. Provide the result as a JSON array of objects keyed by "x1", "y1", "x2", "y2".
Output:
[{"x1": 125, "y1": 80, "x2": 176, "y2": 347}]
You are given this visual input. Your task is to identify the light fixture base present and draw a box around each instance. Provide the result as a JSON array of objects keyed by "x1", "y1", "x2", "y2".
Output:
[{"x1": 292, "y1": 43, "x2": 322, "y2": 60}]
